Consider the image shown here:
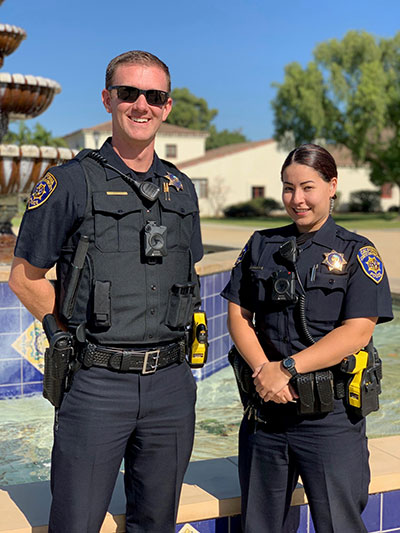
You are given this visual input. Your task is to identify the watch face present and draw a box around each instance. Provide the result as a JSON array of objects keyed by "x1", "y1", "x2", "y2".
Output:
[{"x1": 283, "y1": 358, "x2": 294, "y2": 370}]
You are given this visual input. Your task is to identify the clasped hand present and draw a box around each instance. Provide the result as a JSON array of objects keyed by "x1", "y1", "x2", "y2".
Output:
[{"x1": 252, "y1": 361, "x2": 298, "y2": 404}]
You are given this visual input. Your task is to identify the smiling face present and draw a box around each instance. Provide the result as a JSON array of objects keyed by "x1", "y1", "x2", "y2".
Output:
[
  {"x1": 282, "y1": 163, "x2": 337, "y2": 233},
  {"x1": 101, "y1": 63, "x2": 172, "y2": 151}
]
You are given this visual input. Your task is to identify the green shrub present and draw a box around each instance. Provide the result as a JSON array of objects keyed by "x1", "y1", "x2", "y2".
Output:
[
  {"x1": 224, "y1": 197, "x2": 281, "y2": 218},
  {"x1": 348, "y1": 190, "x2": 381, "y2": 213}
]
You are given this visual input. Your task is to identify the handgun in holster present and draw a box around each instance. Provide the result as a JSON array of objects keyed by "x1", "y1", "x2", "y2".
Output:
[
  {"x1": 188, "y1": 310, "x2": 208, "y2": 368},
  {"x1": 42, "y1": 314, "x2": 75, "y2": 408},
  {"x1": 339, "y1": 341, "x2": 382, "y2": 417}
]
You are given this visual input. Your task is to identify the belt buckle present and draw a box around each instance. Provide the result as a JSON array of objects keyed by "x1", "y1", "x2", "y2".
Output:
[{"x1": 142, "y1": 350, "x2": 160, "y2": 374}]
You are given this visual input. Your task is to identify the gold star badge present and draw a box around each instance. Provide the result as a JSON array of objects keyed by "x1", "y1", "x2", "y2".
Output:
[
  {"x1": 164, "y1": 172, "x2": 183, "y2": 191},
  {"x1": 322, "y1": 250, "x2": 347, "y2": 272}
]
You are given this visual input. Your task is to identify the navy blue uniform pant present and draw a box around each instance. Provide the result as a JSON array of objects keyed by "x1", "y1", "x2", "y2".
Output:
[
  {"x1": 239, "y1": 399, "x2": 369, "y2": 533},
  {"x1": 48, "y1": 361, "x2": 196, "y2": 533}
]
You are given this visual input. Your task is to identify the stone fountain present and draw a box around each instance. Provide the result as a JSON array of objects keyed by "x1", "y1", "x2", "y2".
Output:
[{"x1": 0, "y1": 1, "x2": 76, "y2": 263}]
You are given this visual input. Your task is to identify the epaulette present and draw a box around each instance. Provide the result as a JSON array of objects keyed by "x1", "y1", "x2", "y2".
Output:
[
  {"x1": 159, "y1": 158, "x2": 181, "y2": 173},
  {"x1": 72, "y1": 149, "x2": 96, "y2": 162},
  {"x1": 335, "y1": 225, "x2": 366, "y2": 243}
]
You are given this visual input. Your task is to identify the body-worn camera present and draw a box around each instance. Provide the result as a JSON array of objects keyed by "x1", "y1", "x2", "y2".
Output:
[
  {"x1": 271, "y1": 270, "x2": 297, "y2": 302},
  {"x1": 144, "y1": 221, "x2": 167, "y2": 257}
]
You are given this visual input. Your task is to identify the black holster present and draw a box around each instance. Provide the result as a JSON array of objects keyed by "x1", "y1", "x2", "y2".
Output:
[{"x1": 42, "y1": 314, "x2": 75, "y2": 408}]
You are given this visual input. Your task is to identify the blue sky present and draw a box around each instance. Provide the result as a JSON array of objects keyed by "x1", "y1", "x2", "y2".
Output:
[{"x1": 1, "y1": 0, "x2": 399, "y2": 142}]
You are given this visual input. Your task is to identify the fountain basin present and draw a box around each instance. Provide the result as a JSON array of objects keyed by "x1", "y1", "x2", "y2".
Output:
[
  {"x1": 0, "y1": 144, "x2": 76, "y2": 195},
  {"x1": 0, "y1": 73, "x2": 61, "y2": 119},
  {"x1": 0, "y1": 24, "x2": 26, "y2": 67},
  {"x1": 0, "y1": 144, "x2": 77, "y2": 263}
]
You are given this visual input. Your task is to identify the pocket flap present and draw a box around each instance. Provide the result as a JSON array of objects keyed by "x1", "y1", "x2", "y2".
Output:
[
  {"x1": 306, "y1": 271, "x2": 348, "y2": 291},
  {"x1": 93, "y1": 191, "x2": 141, "y2": 216},
  {"x1": 159, "y1": 193, "x2": 198, "y2": 216}
]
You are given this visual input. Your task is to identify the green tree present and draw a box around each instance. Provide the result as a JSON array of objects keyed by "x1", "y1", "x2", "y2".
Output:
[
  {"x1": 271, "y1": 31, "x2": 400, "y2": 207},
  {"x1": 167, "y1": 88, "x2": 247, "y2": 150},
  {"x1": 206, "y1": 126, "x2": 247, "y2": 150},
  {"x1": 167, "y1": 88, "x2": 218, "y2": 130},
  {"x1": 3, "y1": 120, "x2": 67, "y2": 147}
]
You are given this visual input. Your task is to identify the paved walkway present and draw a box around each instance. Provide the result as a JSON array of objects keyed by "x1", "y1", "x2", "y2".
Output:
[{"x1": 200, "y1": 222, "x2": 400, "y2": 295}]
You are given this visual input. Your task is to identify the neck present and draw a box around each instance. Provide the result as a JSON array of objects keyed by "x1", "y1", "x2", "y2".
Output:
[{"x1": 111, "y1": 136, "x2": 155, "y2": 172}]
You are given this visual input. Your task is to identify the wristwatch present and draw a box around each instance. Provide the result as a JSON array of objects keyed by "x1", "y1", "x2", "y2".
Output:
[{"x1": 281, "y1": 357, "x2": 299, "y2": 378}]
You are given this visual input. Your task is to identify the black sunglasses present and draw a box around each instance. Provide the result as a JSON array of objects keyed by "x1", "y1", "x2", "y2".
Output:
[{"x1": 107, "y1": 85, "x2": 170, "y2": 106}]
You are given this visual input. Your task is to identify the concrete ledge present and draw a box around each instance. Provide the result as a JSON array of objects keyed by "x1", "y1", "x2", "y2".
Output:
[{"x1": 1, "y1": 436, "x2": 400, "y2": 532}]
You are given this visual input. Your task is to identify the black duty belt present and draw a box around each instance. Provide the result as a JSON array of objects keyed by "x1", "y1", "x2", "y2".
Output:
[{"x1": 79, "y1": 339, "x2": 186, "y2": 374}]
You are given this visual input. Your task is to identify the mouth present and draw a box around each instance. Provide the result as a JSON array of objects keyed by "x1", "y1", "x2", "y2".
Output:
[
  {"x1": 293, "y1": 208, "x2": 310, "y2": 215},
  {"x1": 131, "y1": 118, "x2": 150, "y2": 124}
]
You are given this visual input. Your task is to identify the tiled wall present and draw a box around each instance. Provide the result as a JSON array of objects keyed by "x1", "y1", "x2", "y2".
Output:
[
  {"x1": 0, "y1": 271, "x2": 232, "y2": 399},
  {"x1": 174, "y1": 491, "x2": 400, "y2": 532}
]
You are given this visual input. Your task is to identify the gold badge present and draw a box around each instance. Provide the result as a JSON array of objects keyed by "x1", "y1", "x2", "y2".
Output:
[
  {"x1": 322, "y1": 250, "x2": 347, "y2": 272},
  {"x1": 164, "y1": 172, "x2": 183, "y2": 191}
]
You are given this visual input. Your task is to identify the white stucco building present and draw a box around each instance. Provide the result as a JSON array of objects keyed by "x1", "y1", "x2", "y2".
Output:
[{"x1": 180, "y1": 141, "x2": 399, "y2": 217}]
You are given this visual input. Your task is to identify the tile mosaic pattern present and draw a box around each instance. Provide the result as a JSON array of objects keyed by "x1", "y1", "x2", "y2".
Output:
[
  {"x1": 0, "y1": 283, "x2": 43, "y2": 398},
  {"x1": 0, "y1": 271, "x2": 232, "y2": 398}
]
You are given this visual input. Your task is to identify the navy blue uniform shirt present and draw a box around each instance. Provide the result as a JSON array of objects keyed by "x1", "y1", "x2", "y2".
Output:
[
  {"x1": 15, "y1": 138, "x2": 203, "y2": 267},
  {"x1": 221, "y1": 216, "x2": 393, "y2": 361}
]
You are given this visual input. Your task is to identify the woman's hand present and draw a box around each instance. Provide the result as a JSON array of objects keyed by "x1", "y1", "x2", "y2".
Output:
[
  {"x1": 252, "y1": 361, "x2": 292, "y2": 402},
  {"x1": 270, "y1": 383, "x2": 299, "y2": 404}
]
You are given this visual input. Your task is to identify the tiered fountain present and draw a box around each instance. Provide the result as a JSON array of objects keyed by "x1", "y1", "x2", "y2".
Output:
[{"x1": 0, "y1": 0, "x2": 76, "y2": 263}]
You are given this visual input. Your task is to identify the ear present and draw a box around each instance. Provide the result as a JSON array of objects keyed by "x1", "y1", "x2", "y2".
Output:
[
  {"x1": 102, "y1": 88, "x2": 112, "y2": 114},
  {"x1": 161, "y1": 97, "x2": 173, "y2": 122},
  {"x1": 330, "y1": 177, "x2": 338, "y2": 197}
]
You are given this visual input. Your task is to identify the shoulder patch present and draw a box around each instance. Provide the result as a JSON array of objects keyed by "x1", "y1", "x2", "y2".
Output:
[
  {"x1": 27, "y1": 172, "x2": 58, "y2": 210},
  {"x1": 357, "y1": 246, "x2": 384, "y2": 284},
  {"x1": 234, "y1": 243, "x2": 249, "y2": 267}
]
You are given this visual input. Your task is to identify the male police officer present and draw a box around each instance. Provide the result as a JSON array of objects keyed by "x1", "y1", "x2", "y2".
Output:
[{"x1": 9, "y1": 51, "x2": 203, "y2": 533}]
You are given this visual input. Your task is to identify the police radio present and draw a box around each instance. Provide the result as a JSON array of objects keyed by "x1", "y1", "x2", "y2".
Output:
[{"x1": 188, "y1": 310, "x2": 208, "y2": 368}]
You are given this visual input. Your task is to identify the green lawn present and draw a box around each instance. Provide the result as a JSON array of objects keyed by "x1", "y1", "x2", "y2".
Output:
[{"x1": 201, "y1": 212, "x2": 400, "y2": 230}]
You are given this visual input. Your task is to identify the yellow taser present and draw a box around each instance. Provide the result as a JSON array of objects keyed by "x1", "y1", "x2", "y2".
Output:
[{"x1": 188, "y1": 310, "x2": 208, "y2": 368}]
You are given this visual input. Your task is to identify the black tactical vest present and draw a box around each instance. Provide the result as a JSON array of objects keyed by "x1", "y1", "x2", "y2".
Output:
[{"x1": 56, "y1": 154, "x2": 200, "y2": 346}]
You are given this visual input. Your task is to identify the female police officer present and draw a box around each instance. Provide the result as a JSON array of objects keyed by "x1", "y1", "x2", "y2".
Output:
[{"x1": 221, "y1": 144, "x2": 393, "y2": 532}]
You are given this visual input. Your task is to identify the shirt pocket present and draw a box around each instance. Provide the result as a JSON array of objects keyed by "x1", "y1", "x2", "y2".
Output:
[
  {"x1": 159, "y1": 193, "x2": 199, "y2": 249},
  {"x1": 305, "y1": 271, "x2": 348, "y2": 322},
  {"x1": 92, "y1": 192, "x2": 142, "y2": 252}
]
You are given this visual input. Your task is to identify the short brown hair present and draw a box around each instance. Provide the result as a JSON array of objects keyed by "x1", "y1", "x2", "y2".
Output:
[{"x1": 105, "y1": 50, "x2": 171, "y2": 91}]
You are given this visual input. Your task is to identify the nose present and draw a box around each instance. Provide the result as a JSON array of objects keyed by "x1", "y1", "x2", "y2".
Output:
[
  {"x1": 132, "y1": 93, "x2": 148, "y2": 112},
  {"x1": 292, "y1": 188, "x2": 305, "y2": 205}
]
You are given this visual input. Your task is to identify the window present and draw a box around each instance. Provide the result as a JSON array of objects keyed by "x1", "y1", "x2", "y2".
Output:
[
  {"x1": 192, "y1": 178, "x2": 208, "y2": 199},
  {"x1": 165, "y1": 144, "x2": 177, "y2": 158},
  {"x1": 252, "y1": 186, "x2": 265, "y2": 199}
]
